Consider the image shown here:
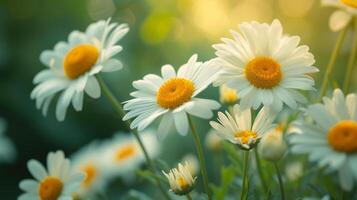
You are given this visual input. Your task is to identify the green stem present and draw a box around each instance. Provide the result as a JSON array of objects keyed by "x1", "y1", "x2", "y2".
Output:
[
  {"x1": 240, "y1": 151, "x2": 250, "y2": 200},
  {"x1": 274, "y1": 163, "x2": 285, "y2": 200},
  {"x1": 343, "y1": 18, "x2": 357, "y2": 93},
  {"x1": 254, "y1": 148, "x2": 268, "y2": 193},
  {"x1": 319, "y1": 26, "x2": 348, "y2": 100},
  {"x1": 186, "y1": 193, "x2": 193, "y2": 200},
  {"x1": 188, "y1": 115, "x2": 212, "y2": 200},
  {"x1": 96, "y1": 75, "x2": 171, "y2": 200}
]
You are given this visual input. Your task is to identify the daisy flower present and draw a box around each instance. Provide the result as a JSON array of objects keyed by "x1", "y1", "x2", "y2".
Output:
[
  {"x1": 290, "y1": 89, "x2": 357, "y2": 191},
  {"x1": 213, "y1": 19, "x2": 318, "y2": 111},
  {"x1": 71, "y1": 142, "x2": 107, "y2": 199},
  {"x1": 162, "y1": 162, "x2": 196, "y2": 196},
  {"x1": 210, "y1": 104, "x2": 276, "y2": 150},
  {"x1": 123, "y1": 54, "x2": 221, "y2": 137},
  {"x1": 322, "y1": 0, "x2": 357, "y2": 32},
  {"x1": 0, "y1": 118, "x2": 16, "y2": 163},
  {"x1": 31, "y1": 18, "x2": 129, "y2": 121},
  {"x1": 18, "y1": 150, "x2": 85, "y2": 200},
  {"x1": 100, "y1": 130, "x2": 160, "y2": 178}
]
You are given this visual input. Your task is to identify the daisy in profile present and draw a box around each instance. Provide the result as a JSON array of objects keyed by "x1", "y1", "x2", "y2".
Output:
[
  {"x1": 210, "y1": 104, "x2": 276, "y2": 150},
  {"x1": 162, "y1": 162, "x2": 196, "y2": 196},
  {"x1": 71, "y1": 142, "x2": 107, "y2": 199},
  {"x1": 18, "y1": 150, "x2": 85, "y2": 200},
  {"x1": 0, "y1": 118, "x2": 16, "y2": 163},
  {"x1": 290, "y1": 89, "x2": 357, "y2": 191},
  {"x1": 31, "y1": 18, "x2": 129, "y2": 121},
  {"x1": 123, "y1": 54, "x2": 220, "y2": 137},
  {"x1": 213, "y1": 19, "x2": 318, "y2": 111},
  {"x1": 322, "y1": 0, "x2": 357, "y2": 31},
  {"x1": 100, "y1": 130, "x2": 160, "y2": 178}
]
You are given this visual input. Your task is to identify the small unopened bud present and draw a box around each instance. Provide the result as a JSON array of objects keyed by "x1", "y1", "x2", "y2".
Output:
[
  {"x1": 258, "y1": 125, "x2": 287, "y2": 161},
  {"x1": 205, "y1": 129, "x2": 223, "y2": 152},
  {"x1": 219, "y1": 84, "x2": 238, "y2": 105}
]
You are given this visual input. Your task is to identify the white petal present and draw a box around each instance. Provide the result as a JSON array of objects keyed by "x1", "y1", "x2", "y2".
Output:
[
  {"x1": 174, "y1": 111, "x2": 189, "y2": 136},
  {"x1": 102, "y1": 59, "x2": 123, "y2": 72},
  {"x1": 27, "y1": 160, "x2": 47, "y2": 181},
  {"x1": 161, "y1": 64, "x2": 176, "y2": 80},
  {"x1": 85, "y1": 76, "x2": 101, "y2": 98}
]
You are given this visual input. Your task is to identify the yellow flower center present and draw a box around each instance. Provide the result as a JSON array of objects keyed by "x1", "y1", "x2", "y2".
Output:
[
  {"x1": 63, "y1": 44, "x2": 99, "y2": 79},
  {"x1": 327, "y1": 120, "x2": 357, "y2": 153},
  {"x1": 341, "y1": 0, "x2": 357, "y2": 8},
  {"x1": 177, "y1": 177, "x2": 188, "y2": 188},
  {"x1": 235, "y1": 130, "x2": 257, "y2": 144},
  {"x1": 157, "y1": 78, "x2": 195, "y2": 109},
  {"x1": 81, "y1": 164, "x2": 97, "y2": 187},
  {"x1": 245, "y1": 57, "x2": 282, "y2": 89},
  {"x1": 38, "y1": 177, "x2": 63, "y2": 200},
  {"x1": 115, "y1": 144, "x2": 137, "y2": 161}
]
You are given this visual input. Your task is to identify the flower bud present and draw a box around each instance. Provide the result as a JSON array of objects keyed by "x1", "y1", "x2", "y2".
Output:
[
  {"x1": 162, "y1": 162, "x2": 196, "y2": 195},
  {"x1": 219, "y1": 84, "x2": 238, "y2": 105},
  {"x1": 205, "y1": 129, "x2": 223, "y2": 152},
  {"x1": 258, "y1": 126, "x2": 287, "y2": 161}
]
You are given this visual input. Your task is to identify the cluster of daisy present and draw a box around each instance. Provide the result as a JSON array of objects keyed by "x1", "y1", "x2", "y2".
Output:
[
  {"x1": 19, "y1": 131, "x2": 159, "y2": 200},
  {"x1": 18, "y1": 1, "x2": 357, "y2": 198}
]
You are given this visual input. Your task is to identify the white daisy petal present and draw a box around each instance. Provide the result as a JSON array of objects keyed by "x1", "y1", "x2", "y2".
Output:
[
  {"x1": 329, "y1": 10, "x2": 352, "y2": 32},
  {"x1": 27, "y1": 160, "x2": 48, "y2": 181},
  {"x1": 174, "y1": 111, "x2": 189, "y2": 136},
  {"x1": 85, "y1": 76, "x2": 101, "y2": 98}
]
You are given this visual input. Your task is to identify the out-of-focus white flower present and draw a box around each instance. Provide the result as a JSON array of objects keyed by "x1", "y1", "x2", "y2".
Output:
[
  {"x1": 181, "y1": 154, "x2": 199, "y2": 176},
  {"x1": 258, "y1": 125, "x2": 287, "y2": 161},
  {"x1": 18, "y1": 150, "x2": 85, "y2": 200},
  {"x1": 205, "y1": 129, "x2": 223, "y2": 152},
  {"x1": 210, "y1": 104, "x2": 276, "y2": 150},
  {"x1": 213, "y1": 19, "x2": 317, "y2": 111},
  {"x1": 290, "y1": 89, "x2": 357, "y2": 191},
  {"x1": 285, "y1": 161, "x2": 303, "y2": 182},
  {"x1": 321, "y1": 0, "x2": 357, "y2": 31},
  {"x1": 100, "y1": 130, "x2": 160, "y2": 178},
  {"x1": 162, "y1": 162, "x2": 196, "y2": 195},
  {"x1": 123, "y1": 54, "x2": 220, "y2": 138},
  {"x1": 0, "y1": 118, "x2": 16, "y2": 163},
  {"x1": 31, "y1": 18, "x2": 129, "y2": 121},
  {"x1": 219, "y1": 84, "x2": 238, "y2": 105},
  {"x1": 71, "y1": 142, "x2": 107, "y2": 199}
]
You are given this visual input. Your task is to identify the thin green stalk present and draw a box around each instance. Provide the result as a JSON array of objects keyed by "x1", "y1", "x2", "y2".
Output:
[
  {"x1": 319, "y1": 26, "x2": 349, "y2": 100},
  {"x1": 343, "y1": 18, "x2": 357, "y2": 93},
  {"x1": 254, "y1": 148, "x2": 268, "y2": 193},
  {"x1": 274, "y1": 163, "x2": 285, "y2": 200},
  {"x1": 96, "y1": 75, "x2": 171, "y2": 200},
  {"x1": 240, "y1": 151, "x2": 250, "y2": 200},
  {"x1": 188, "y1": 115, "x2": 212, "y2": 200},
  {"x1": 186, "y1": 193, "x2": 193, "y2": 200}
]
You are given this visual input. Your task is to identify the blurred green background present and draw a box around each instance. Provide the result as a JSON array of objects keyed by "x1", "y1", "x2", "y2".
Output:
[{"x1": 0, "y1": 0, "x2": 356, "y2": 199}]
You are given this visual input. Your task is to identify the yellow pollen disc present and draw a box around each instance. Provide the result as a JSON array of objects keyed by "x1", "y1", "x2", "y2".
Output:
[
  {"x1": 81, "y1": 164, "x2": 97, "y2": 187},
  {"x1": 63, "y1": 44, "x2": 99, "y2": 79},
  {"x1": 177, "y1": 177, "x2": 188, "y2": 188},
  {"x1": 341, "y1": 0, "x2": 357, "y2": 8},
  {"x1": 245, "y1": 57, "x2": 282, "y2": 89},
  {"x1": 38, "y1": 177, "x2": 63, "y2": 200},
  {"x1": 157, "y1": 78, "x2": 195, "y2": 109},
  {"x1": 327, "y1": 120, "x2": 357, "y2": 153},
  {"x1": 115, "y1": 144, "x2": 137, "y2": 161},
  {"x1": 235, "y1": 130, "x2": 257, "y2": 144}
]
